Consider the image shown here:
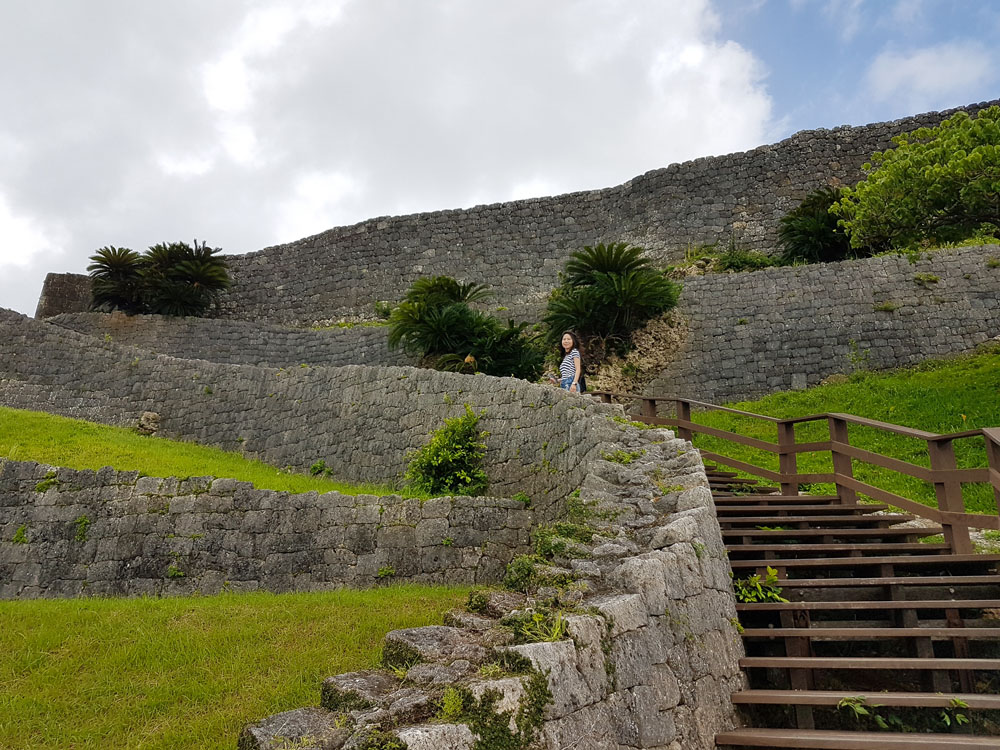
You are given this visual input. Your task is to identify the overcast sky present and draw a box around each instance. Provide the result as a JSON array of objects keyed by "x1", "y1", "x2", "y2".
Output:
[{"x1": 2, "y1": 0, "x2": 998, "y2": 316}]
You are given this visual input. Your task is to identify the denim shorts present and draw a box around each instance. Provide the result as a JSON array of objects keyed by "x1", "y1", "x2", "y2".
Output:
[{"x1": 560, "y1": 376, "x2": 576, "y2": 391}]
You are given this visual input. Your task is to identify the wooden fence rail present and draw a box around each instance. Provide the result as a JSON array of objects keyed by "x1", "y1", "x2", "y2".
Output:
[{"x1": 591, "y1": 391, "x2": 1000, "y2": 554}]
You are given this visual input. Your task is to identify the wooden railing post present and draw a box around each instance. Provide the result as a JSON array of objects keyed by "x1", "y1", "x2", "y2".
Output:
[
  {"x1": 675, "y1": 399, "x2": 693, "y2": 441},
  {"x1": 928, "y1": 438, "x2": 972, "y2": 555},
  {"x1": 640, "y1": 397, "x2": 657, "y2": 421},
  {"x1": 599, "y1": 392, "x2": 613, "y2": 404},
  {"x1": 985, "y1": 428, "x2": 1000, "y2": 521},
  {"x1": 777, "y1": 421, "x2": 798, "y2": 497},
  {"x1": 827, "y1": 416, "x2": 858, "y2": 506}
]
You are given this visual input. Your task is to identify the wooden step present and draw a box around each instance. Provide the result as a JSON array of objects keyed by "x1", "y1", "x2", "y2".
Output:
[
  {"x1": 715, "y1": 495, "x2": 841, "y2": 504},
  {"x1": 736, "y1": 599, "x2": 1000, "y2": 612},
  {"x1": 778, "y1": 575, "x2": 1000, "y2": 590},
  {"x1": 739, "y1": 656, "x2": 1000, "y2": 670},
  {"x1": 716, "y1": 505, "x2": 892, "y2": 516},
  {"x1": 715, "y1": 727, "x2": 1000, "y2": 749},
  {"x1": 729, "y1": 553, "x2": 1000, "y2": 574},
  {"x1": 727, "y1": 543, "x2": 951, "y2": 557},
  {"x1": 730, "y1": 689, "x2": 1000, "y2": 709},
  {"x1": 723, "y1": 527, "x2": 944, "y2": 539},
  {"x1": 720, "y1": 514, "x2": 915, "y2": 527},
  {"x1": 742, "y1": 627, "x2": 1000, "y2": 639}
]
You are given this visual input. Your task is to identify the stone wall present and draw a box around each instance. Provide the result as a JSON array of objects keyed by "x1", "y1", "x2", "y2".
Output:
[
  {"x1": 47, "y1": 312, "x2": 411, "y2": 369},
  {"x1": 239, "y1": 421, "x2": 745, "y2": 750},
  {"x1": 0, "y1": 309, "x2": 619, "y2": 518},
  {"x1": 0, "y1": 460, "x2": 532, "y2": 598},
  {"x1": 651, "y1": 244, "x2": 1000, "y2": 402},
  {"x1": 35, "y1": 100, "x2": 1000, "y2": 325}
]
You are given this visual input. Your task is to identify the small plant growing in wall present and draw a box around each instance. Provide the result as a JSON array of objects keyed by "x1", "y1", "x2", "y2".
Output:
[
  {"x1": 74, "y1": 516, "x2": 92, "y2": 543},
  {"x1": 732, "y1": 566, "x2": 788, "y2": 603},
  {"x1": 913, "y1": 272, "x2": 940, "y2": 288},
  {"x1": 166, "y1": 564, "x2": 186, "y2": 579},
  {"x1": 12, "y1": 525, "x2": 28, "y2": 544},
  {"x1": 376, "y1": 565, "x2": 396, "y2": 580},
  {"x1": 405, "y1": 405, "x2": 489, "y2": 496}
]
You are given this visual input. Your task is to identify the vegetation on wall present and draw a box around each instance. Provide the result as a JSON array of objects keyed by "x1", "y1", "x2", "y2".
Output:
[
  {"x1": 778, "y1": 185, "x2": 855, "y2": 263},
  {"x1": 88, "y1": 240, "x2": 230, "y2": 317},
  {"x1": 387, "y1": 275, "x2": 544, "y2": 380},
  {"x1": 405, "y1": 404, "x2": 489, "y2": 496},
  {"x1": 831, "y1": 106, "x2": 1000, "y2": 253},
  {"x1": 543, "y1": 243, "x2": 680, "y2": 364}
]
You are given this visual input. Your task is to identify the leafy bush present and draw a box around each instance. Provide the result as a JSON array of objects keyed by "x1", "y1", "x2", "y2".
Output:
[
  {"x1": 778, "y1": 186, "x2": 855, "y2": 263},
  {"x1": 387, "y1": 275, "x2": 544, "y2": 380},
  {"x1": 404, "y1": 405, "x2": 489, "y2": 496},
  {"x1": 831, "y1": 106, "x2": 1000, "y2": 252},
  {"x1": 88, "y1": 240, "x2": 229, "y2": 317},
  {"x1": 543, "y1": 243, "x2": 679, "y2": 360}
]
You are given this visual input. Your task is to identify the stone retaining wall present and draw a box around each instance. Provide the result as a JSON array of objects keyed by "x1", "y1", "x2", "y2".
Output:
[
  {"x1": 238, "y1": 420, "x2": 745, "y2": 750},
  {"x1": 47, "y1": 312, "x2": 411, "y2": 369},
  {"x1": 0, "y1": 460, "x2": 532, "y2": 598},
  {"x1": 651, "y1": 244, "x2": 1000, "y2": 402},
  {"x1": 0, "y1": 309, "x2": 621, "y2": 518}
]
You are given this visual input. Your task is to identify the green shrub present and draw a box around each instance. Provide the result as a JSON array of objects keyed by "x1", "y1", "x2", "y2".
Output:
[
  {"x1": 832, "y1": 106, "x2": 1000, "y2": 252},
  {"x1": 732, "y1": 566, "x2": 788, "y2": 603},
  {"x1": 778, "y1": 186, "x2": 854, "y2": 263},
  {"x1": 543, "y1": 243, "x2": 680, "y2": 361},
  {"x1": 387, "y1": 276, "x2": 544, "y2": 380},
  {"x1": 11, "y1": 524, "x2": 28, "y2": 544},
  {"x1": 404, "y1": 405, "x2": 489, "y2": 496},
  {"x1": 88, "y1": 240, "x2": 230, "y2": 317}
]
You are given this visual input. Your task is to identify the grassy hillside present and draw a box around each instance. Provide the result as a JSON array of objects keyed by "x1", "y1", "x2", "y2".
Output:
[
  {"x1": 0, "y1": 586, "x2": 467, "y2": 750},
  {"x1": 690, "y1": 346, "x2": 1000, "y2": 514},
  {"x1": 0, "y1": 406, "x2": 426, "y2": 497}
]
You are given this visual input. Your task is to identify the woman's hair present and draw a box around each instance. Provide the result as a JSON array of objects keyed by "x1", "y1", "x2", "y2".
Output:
[{"x1": 557, "y1": 330, "x2": 582, "y2": 358}]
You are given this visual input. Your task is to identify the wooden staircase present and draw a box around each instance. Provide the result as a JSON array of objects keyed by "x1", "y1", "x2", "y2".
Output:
[{"x1": 709, "y1": 469, "x2": 1000, "y2": 749}]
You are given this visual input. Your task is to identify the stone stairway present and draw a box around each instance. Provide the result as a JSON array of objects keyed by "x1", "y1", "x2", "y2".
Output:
[{"x1": 708, "y1": 468, "x2": 1000, "y2": 750}]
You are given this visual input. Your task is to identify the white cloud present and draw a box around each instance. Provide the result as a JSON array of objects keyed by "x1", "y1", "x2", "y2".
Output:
[
  {"x1": 891, "y1": 0, "x2": 925, "y2": 27},
  {"x1": 865, "y1": 42, "x2": 996, "y2": 109},
  {"x1": 0, "y1": 193, "x2": 65, "y2": 270},
  {"x1": 276, "y1": 171, "x2": 360, "y2": 240}
]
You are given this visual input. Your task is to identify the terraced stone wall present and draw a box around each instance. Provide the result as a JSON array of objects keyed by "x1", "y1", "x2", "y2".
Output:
[
  {"x1": 47, "y1": 312, "x2": 410, "y2": 369},
  {"x1": 0, "y1": 460, "x2": 532, "y2": 598},
  {"x1": 0, "y1": 309, "x2": 620, "y2": 518},
  {"x1": 651, "y1": 244, "x2": 1000, "y2": 402}
]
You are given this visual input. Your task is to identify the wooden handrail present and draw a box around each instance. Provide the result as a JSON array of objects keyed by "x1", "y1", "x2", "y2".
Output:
[{"x1": 590, "y1": 391, "x2": 1000, "y2": 554}]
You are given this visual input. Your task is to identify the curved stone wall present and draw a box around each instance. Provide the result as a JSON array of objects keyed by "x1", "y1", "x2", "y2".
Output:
[
  {"x1": 237, "y1": 421, "x2": 744, "y2": 750},
  {"x1": 212, "y1": 99, "x2": 997, "y2": 326},
  {"x1": 0, "y1": 309, "x2": 619, "y2": 518},
  {"x1": 35, "y1": 99, "x2": 1000, "y2": 325},
  {"x1": 47, "y1": 312, "x2": 411, "y2": 369}
]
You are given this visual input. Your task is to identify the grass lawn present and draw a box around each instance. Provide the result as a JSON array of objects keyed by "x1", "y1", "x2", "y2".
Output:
[
  {"x1": 687, "y1": 347, "x2": 1000, "y2": 515},
  {"x1": 0, "y1": 407, "x2": 428, "y2": 498},
  {"x1": 0, "y1": 586, "x2": 468, "y2": 750}
]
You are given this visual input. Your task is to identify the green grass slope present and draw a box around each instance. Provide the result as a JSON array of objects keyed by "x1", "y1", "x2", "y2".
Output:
[
  {"x1": 691, "y1": 346, "x2": 1000, "y2": 514},
  {"x1": 0, "y1": 587, "x2": 467, "y2": 750},
  {"x1": 0, "y1": 406, "x2": 426, "y2": 498}
]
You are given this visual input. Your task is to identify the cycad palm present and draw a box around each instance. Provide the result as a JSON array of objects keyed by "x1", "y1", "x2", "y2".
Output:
[{"x1": 544, "y1": 242, "x2": 679, "y2": 357}]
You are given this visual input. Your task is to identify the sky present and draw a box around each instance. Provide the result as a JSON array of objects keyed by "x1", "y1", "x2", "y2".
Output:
[{"x1": 1, "y1": 0, "x2": 998, "y2": 316}]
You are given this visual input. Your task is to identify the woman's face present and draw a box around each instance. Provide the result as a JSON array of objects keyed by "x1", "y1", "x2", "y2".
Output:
[{"x1": 561, "y1": 333, "x2": 574, "y2": 352}]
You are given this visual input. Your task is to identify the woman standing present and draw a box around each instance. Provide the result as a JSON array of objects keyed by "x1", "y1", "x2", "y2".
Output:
[{"x1": 555, "y1": 331, "x2": 584, "y2": 393}]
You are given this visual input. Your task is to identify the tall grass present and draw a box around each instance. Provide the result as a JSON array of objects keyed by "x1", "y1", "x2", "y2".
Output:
[
  {"x1": 688, "y1": 347, "x2": 1000, "y2": 515},
  {"x1": 0, "y1": 407, "x2": 427, "y2": 498},
  {"x1": 0, "y1": 586, "x2": 467, "y2": 750}
]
